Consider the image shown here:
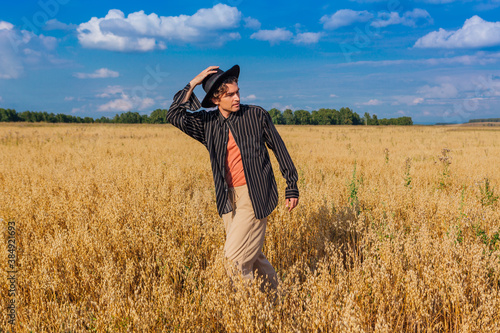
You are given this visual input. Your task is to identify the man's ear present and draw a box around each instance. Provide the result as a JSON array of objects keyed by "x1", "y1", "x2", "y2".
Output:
[{"x1": 211, "y1": 97, "x2": 219, "y2": 106}]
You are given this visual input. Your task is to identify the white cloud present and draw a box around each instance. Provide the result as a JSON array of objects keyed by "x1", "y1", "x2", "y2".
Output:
[
  {"x1": 417, "y1": 83, "x2": 459, "y2": 98},
  {"x1": 77, "y1": 10, "x2": 164, "y2": 52},
  {"x1": 98, "y1": 98, "x2": 133, "y2": 112},
  {"x1": 393, "y1": 74, "x2": 500, "y2": 108},
  {"x1": 97, "y1": 85, "x2": 155, "y2": 111},
  {"x1": 321, "y1": 7, "x2": 431, "y2": 31},
  {"x1": 0, "y1": 21, "x2": 62, "y2": 79},
  {"x1": 44, "y1": 19, "x2": 77, "y2": 31},
  {"x1": 98, "y1": 96, "x2": 155, "y2": 112},
  {"x1": 39, "y1": 35, "x2": 58, "y2": 50},
  {"x1": 396, "y1": 97, "x2": 421, "y2": 106},
  {"x1": 294, "y1": 32, "x2": 323, "y2": 44},
  {"x1": 250, "y1": 29, "x2": 322, "y2": 45},
  {"x1": 0, "y1": 21, "x2": 14, "y2": 31},
  {"x1": 336, "y1": 51, "x2": 500, "y2": 67},
  {"x1": 371, "y1": 9, "x2": 432, "y2": 28},
  {"x1": 392, "y1": 95, "x2": 427, "y2": 106},
  {"x1": 137, "y1": 97, "x2": 156, "y2": 110},
  {"x1": 475, "y1": 0, "x2": 500, "y2": 10},
  {"x1": 242, "y1": 94, "x2": 257, "y2": 101},
  {"x1": 77, "y1": 4, "x2": 242, "y2": 52},
  {"x1": 271, "y1": 103, "x2": 296, "y2": 111},
  {"x1": 415, "y1": 16, "x2": 500, "y2": 48},
  {"x1": 360, "y1": 99, "x2": 383, "y2": 106},
  {"x1": 0, "y1": 96, "x2": 3, "y2": 102},
  {"x1": 320, "y1": 9, "x2": 373, "y2": 30},
  {"x1": 96, "y1": 85, "x2": 125, "y2": 98},
  {"x1": 74, "y1": 68, "x2": 120, "y2": 79},
  {"x1": 330, "y1": 94, "x2": 338, "y2": 98},
  {"x1": 371, "y1": 12, "x2": 400, "y2": 28},
  {"x1": 250, "y1": 28, "x2": 293, "y2": 45},
  {"x1": 64, "y1": 96, "x2": 74, "y2": 101},
  {"x1": 244, "y1": 17, "x2": 261, "y2": 30}
]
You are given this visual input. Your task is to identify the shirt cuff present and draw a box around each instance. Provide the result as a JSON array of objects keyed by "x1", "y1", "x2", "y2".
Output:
[{"x1": 285, "y1": 188, "x2": 299, "y2": 199}]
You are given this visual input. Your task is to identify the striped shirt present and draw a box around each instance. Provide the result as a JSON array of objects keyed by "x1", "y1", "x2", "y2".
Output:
[{"x1": 167, "y1": 83, "x2": 299, "y2": 219}]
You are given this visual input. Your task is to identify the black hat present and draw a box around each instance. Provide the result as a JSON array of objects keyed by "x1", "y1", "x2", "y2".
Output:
[{"x1": 201, "y1": 65, "x2": 240, "y2": 108}]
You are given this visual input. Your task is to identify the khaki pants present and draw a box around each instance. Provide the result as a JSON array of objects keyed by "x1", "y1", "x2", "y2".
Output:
[{"x1": 222, "y1": 184, "x2": 278, "y2": 290}]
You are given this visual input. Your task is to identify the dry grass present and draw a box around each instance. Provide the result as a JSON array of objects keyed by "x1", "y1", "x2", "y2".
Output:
[{"x1": 0, "y1": 123, "x2": 499, "y2": 332}]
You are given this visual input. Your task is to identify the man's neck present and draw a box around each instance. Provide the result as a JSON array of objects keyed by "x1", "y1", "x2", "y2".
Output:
[{"x1": 219, "y1": 107, "x2": 231, "y2": 118}]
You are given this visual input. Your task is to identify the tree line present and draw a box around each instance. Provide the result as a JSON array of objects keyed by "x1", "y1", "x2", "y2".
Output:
[
  {"x1": 268, "y1": 108, "x2": 413, "y2": 125},
  {"x1": 469, "y1": 118, "x2": 500, "y2": 123},
  {"x1": 0, "y1": 108, "x2": 167, "y2": 124},
  {"x1": 0, "y1": 107, "x2": 413, "y2": 125}
]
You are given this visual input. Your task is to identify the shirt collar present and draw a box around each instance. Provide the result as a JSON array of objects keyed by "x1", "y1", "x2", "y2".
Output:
[
  {"x1": 216, "y1": 106, "x2": 243, "y2": 126},
  {"x1": 217, "y1": 109, "x2": 228, "y2": 126}
]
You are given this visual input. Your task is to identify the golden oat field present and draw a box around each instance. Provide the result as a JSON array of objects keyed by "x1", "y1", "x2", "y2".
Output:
[{"x1": 1, "y1": 123, "x2": 499, "y2": 332}]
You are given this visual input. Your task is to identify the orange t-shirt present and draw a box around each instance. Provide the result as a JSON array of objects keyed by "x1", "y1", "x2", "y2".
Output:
[{"x1": 225, "y1": 129, "x2": 246, "y2": 187}]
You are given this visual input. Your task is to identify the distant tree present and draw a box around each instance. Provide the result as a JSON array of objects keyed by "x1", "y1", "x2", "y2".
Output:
[
  {"x1": 398, "y1": 116, "x2": 413, "y2": 125},
  {"x1": 379, "y1": 118, "x2": 389, "y2": 125},
  {"x1": 331, "y1": 109, "x2": 341, "y2": 125},
  {"x1": 294, "y1": 110, "x2": 311, "y2": 125},
  {"x1": 351, "y1": 110, "x2": 362, "y2": 125},
  {"x1": 283, "y1": 109, "x2": 295, "y2": 125},
  {"x1": 377, "y1": 116, "x2": 413, "y2": 125},
  {"x1": 310, "y1": 110, "x2": 319, "y2": 125},
  {"x1": 115, "y1": 111, "x2": 142, "y2": 123},
  {"x1": 363, "y1": 112, "x2": 371, "y2": 125},
  {"x1": 0, "y1": 108, "x2": 20, "y2": 122},
  {"x1": 339, "y1": 107, "x2": 353, "y2": 125},
  {"x1": 1, "y1": 106, "x2": 412, "y2": 125},
  {"x1": 268, "y1": 108, "x2": 285, "y2": 125},
  {"x1": 469, "y1": 118, "x2": 500, "y2": 123},
  {"x1": 18, "y1": 111, "x2": 33, "y2": 122},
  {"x1": 150, "y1": 109, "x2": 167, "y2": 124},
  {"x1": 95, "y1": 116, "x2": 112, "y2": 123},
  {"x1": 55, "y1": 113, "x2": 66, "y2": 123}
]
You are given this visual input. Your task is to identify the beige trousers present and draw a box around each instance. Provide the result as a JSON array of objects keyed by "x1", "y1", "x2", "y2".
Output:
[{"x1": 222, "y1": 184, "x2": 278, "y2": 290}]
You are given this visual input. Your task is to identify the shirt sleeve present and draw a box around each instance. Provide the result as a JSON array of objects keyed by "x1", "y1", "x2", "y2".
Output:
[
  {"x1": 166, "y1": 83, "x2": 206, "y2": 145},
  {"x1": 261, "y1": 109, "x2": 299, "y2": 199}
]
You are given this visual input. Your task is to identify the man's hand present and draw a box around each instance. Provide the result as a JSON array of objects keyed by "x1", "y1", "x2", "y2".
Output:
[
  {"x1": 285, "y1": 198, "x2": 299, "y2": 212},
  {"x1": 182, "y1": 66, "x2": 219, "y2": 104},
  {"x1": 190, "y1": 66, "x2": 219, "y2": 88}
]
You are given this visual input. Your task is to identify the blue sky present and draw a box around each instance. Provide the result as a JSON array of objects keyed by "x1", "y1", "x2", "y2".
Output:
[{"x1": 1, "y1": 0, "x2": 500, "y2": 124}]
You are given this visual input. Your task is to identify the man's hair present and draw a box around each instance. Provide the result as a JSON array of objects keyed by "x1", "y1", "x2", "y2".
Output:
[{"x1": 212, "y1": 76, "x2": 238, "y2": 100}]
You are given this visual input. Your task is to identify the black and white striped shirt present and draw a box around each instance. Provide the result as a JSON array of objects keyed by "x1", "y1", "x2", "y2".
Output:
[{"x1": 167, "y1": 83, "x2": 299, "y2": 219}]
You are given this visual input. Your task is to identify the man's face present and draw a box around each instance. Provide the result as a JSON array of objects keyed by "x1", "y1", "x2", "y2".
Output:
[{"x1": 212, "y1": 82, "x2": 240, "y2": 116}]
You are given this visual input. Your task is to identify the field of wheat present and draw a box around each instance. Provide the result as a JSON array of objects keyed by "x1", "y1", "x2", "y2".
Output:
[{"x1": 1, "y1": 123, "x2": 499, "y2": 332}]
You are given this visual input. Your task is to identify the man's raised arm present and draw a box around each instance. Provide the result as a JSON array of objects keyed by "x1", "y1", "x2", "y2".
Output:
[{"x1": 166, "y1": 66, "x2": 219, "y2": 145}]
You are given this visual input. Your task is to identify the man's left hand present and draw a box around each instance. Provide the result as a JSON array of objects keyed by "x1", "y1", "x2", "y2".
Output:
[{"x1": 285, "y1": 198, "x2": 299, "y2": 212}]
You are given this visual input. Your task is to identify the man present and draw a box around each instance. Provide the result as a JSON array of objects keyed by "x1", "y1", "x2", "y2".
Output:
[{"x1": 167, "y1": 65, "x2": 299, "y2": 290}]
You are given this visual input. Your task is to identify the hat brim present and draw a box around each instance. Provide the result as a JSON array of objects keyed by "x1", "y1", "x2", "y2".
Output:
[{"x1": 201, "y1": 65, "x2": 240, "y2": 108}]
